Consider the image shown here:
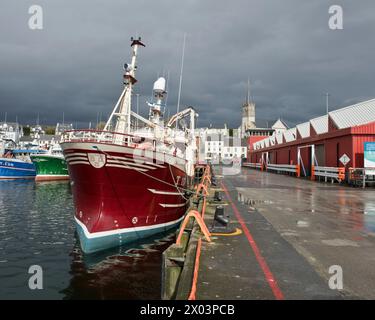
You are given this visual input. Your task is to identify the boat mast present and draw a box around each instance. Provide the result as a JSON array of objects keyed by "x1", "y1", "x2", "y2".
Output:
[{"x1": 115, "y1": 37, "x2": 145, "y2": 134}]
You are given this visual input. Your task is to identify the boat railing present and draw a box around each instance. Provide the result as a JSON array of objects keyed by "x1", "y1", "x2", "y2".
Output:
[
  {"x1": 62, "y1": 129, "x2": 160, "y2": 147},
  {"x1": 61, "y1": 129, "x2": 188, "y2": 163}
]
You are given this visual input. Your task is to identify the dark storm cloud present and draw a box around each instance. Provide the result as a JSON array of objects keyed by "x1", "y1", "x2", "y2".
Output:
[{"x1": 0, "y1": 0, "x2": 374, "y2": 128}]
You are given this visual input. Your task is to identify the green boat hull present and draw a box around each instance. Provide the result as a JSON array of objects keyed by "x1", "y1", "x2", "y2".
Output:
[{"x1": 31, "y1": 154, "x2": 69, "y2": 181}]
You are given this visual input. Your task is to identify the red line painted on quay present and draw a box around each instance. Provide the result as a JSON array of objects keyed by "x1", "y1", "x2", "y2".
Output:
[{"x1": 221, "y1": 181, "x2": 285, "y2": 300}]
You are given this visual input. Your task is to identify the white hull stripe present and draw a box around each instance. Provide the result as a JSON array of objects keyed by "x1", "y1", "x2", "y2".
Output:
[
  {"x1": 0, "y1": 176, "x2": 35, "y2": 179},
  {"x1": 66, "y1": 156, "x2": 88, "y2": 161},
  {"x1": 66, "y1": 156, "x2": 164, "y2": 172},
  {"x1": 61, "y1": 142, "x2": 186, "y2": 172},
  {"x1": 107, "y1": 155, "x2": 165, "y2": 168},
  {"x1": 75, "y1": 215, "x2": 185, "y2": 239},
  {"x1": 148, "y1": 188, "x2": 181, "y2": 196},
  {"x1": 0, "y1": 165, "x2": 35, "y2": 172},
  {"x1": 65, "y1": 153, "x2": 165, "y2": 170},
  {"x1": 159, "y1": 201, "x2": 189, "y2": 208},
  {"x1": 64, "y1": 153, "x2": 88, "y2": 159},
  {"x1": 106, "y1": 159, "x2": 156, "y2": 170},
  {"x1": 68, "y1": 161, "x2": 90, "y2": 165}
]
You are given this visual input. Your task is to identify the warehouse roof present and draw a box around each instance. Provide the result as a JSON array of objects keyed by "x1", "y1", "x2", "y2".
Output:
[
  {"x1": 310, "y1": 115, "x2": 328, "y2": 135},
  {"x1": 272, "y1": 118, "x2": 289, "y2": 130},
  {"x1": 251, "y1": 98, "x2": 375, "y2": 151},
  {"x1": 329, "y1": 98, "x2": 375, "y2": 129},
  {"x1": 269, "y1": 135, "x2": 276, "y2": 146},
  {"x1": 284, "y1": 128, "x2": 297, "y2": 142},
  {"x1": 264, "y1": 138, "x2": 270, "y2": 148},
  {"x1": 296, "y1": 122, "x2": 310, "y2": 138},
  {"x1": 276, "y1": 132, "x2": 284, "y2": 144}
]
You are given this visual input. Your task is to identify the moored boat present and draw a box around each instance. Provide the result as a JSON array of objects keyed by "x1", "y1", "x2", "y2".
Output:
[
  {"x1": 0, "y1": 149, "x2": 46, "y2": 180},
  {"x1": 30, "y1": 145, "x2": 69, "y2": 181},
  {"x1": 60, "y1": 37, "x2": 198, "y2": 253}
]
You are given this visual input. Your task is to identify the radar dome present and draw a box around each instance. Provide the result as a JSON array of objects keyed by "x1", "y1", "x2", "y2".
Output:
[{"x1": 153, "y1": 77, "x2": 166, "y2": 93}]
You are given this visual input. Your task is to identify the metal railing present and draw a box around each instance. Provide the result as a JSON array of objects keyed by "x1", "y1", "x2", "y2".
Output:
[
  {"x1": 311, "y1": 166, "x2": 345, "y2": 182},
  {"x1": 243, "y1": 162, "x2": 263, "y2": 170},
  {"x1": 61, "y1": 129, "x2": 188, "y2": 163},
  {"x1": 61, "y1": 129, "x2": 156, "y2": 148},
  {"x1": 266, "y1": 163, "x2": 300, "y2": 177}
]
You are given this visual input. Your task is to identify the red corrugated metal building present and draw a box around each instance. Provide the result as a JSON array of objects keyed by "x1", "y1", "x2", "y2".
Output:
[
  {"x1": 248, "y1": 99, "x2": 375, "y2": 177},
  {"x1": 246, "y1": 128, "x2": 275, "y2": 159}
]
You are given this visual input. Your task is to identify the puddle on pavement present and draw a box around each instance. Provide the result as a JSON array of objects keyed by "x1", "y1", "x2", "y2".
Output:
[
  {"x1": 321, "y1": 239, "x2": 359, "y2": 247},
  {"x1": 363, "y1": 204, "x2": 375, "y2": 233},
  {"x1": 296, "y1": 220, "x2": 310, "y2": 228}
]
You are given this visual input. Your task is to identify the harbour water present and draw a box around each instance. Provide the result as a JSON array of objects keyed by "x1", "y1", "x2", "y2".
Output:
[{"x1": 0, "y1": 180, "x2": 174, "y2": 299}]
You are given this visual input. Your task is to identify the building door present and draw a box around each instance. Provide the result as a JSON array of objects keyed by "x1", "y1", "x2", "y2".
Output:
[
  {"x1": 298, "y1": 145, "x2": 314, "y2": 177},
  {"x1": 315, "y1": 144, "x2": 325, "y2": 166},
  {"x1": 269, "y1": 152, "x2": 273, "y2": 164}
]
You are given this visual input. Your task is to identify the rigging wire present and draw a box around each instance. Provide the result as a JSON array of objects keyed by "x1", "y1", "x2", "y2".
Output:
[{"x1": 168, "y1": 162, "x2": 189, "y2": 201}]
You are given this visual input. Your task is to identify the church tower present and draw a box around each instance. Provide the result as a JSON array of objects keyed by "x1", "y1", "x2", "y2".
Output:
[{"x1": 241, "y1": 79, "x2": 256, "y2": 133}]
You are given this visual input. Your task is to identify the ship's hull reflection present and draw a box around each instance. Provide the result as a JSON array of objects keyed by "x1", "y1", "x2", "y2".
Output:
[{"x1": 61, "y1": 229, "x2": 177, "y2": 300}]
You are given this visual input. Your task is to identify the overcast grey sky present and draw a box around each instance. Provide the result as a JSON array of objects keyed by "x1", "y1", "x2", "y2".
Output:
[{"x1": 0, "y1": 0, "x2": 374, "y2": 128}]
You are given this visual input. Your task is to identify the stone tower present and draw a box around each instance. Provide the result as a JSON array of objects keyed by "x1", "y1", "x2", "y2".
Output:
[{"x1": 241, "y1": 80, "x2": 256, "y2": 133}]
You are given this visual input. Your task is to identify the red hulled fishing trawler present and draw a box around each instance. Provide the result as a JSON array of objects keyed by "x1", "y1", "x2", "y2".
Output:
[{"x1": 60, "y1": 37, "x2": 198, "y2": 253}]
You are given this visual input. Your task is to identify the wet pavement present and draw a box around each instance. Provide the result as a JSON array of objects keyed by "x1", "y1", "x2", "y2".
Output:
[{"x1": 196, "y1": 167, "x2": 375, "y2": 299}]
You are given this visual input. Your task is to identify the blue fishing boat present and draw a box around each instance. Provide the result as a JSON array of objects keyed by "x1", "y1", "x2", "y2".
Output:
[{"x1": 0, "y1": 149, "x2": 46, "y2": 180}]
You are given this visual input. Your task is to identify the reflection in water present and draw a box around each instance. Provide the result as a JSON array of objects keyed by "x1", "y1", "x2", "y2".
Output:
[
  {"x1": 61, "y1": 232, "x2": 175, "y2": 300},
  {"x1": 0, "y1": 180, "x2": 176, "y2": 299},
  {"x1": 0, "y1": 180, "x2": 74, "y2": 299},
  {"x1": 364, "y1": 203, "x2": 375, "y2": 233}
]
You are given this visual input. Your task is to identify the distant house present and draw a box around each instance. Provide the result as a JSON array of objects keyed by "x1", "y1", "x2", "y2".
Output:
[
  {"x1": 195, "y1": 126, "x2": 247, "y2": 163},
  {"x1": 19, "y1": 134, "x2": 60, "y2": 150},
  {"x1": 0, "y1": 122, "x2": 23, "y2": 144},
  {"x1": 36, "y1": 134, "x2": 60, "y2": 150}
]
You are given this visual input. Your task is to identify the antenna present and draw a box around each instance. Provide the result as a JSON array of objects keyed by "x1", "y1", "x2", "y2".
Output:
[
  {"x1": 326, "y1": 92, "x2": 330, "y2": 114},
  {"x1": 176, "y1": 33, "x2": 186, "y2": 114}
]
